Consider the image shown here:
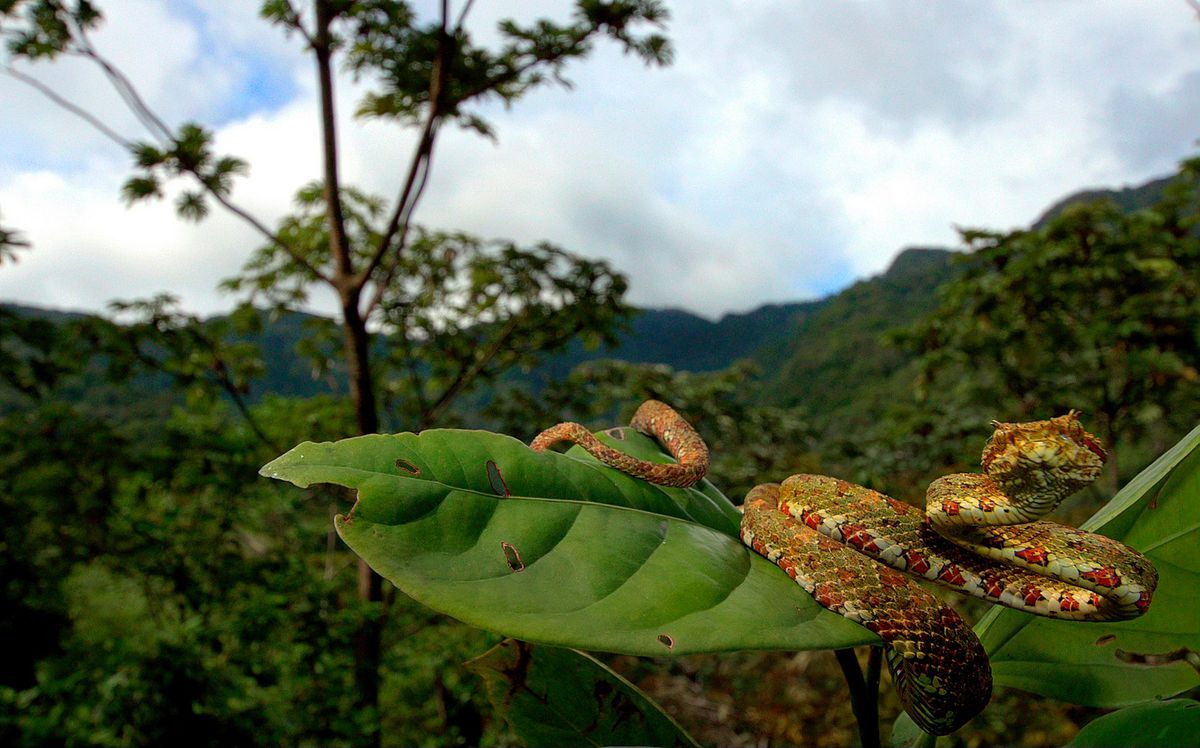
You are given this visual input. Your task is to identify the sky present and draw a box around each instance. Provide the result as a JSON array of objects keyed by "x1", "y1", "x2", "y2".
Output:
[{"x1": 1, "y1": 1, "x2": 1199, "y2": 320}]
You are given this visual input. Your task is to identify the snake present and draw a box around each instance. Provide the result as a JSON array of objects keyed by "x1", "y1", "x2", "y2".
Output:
[{"x1": 530, "y1": 400, "x2": 1159, "y2": 735}]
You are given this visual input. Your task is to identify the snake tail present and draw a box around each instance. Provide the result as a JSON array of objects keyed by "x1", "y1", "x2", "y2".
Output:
[
  {"x1": 529, "y1": 400, "x2": 709, "y2": 488},
  {"x1": 741, "y1": 484, "x2": 992, "y2": 736}
]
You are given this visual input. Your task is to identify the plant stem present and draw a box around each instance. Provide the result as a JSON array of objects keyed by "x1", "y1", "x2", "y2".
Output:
[
  {"x1": 866, "y1": 645, "x2": 883, "y2": 719},
  {"x1": 835, "y1": 647, "x2": 882, "y2": 748}
]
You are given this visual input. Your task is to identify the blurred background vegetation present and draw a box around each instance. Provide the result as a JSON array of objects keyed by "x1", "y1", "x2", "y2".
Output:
[{"x1": 2, "y1": 2, "x2": 1199, "y2": 747}]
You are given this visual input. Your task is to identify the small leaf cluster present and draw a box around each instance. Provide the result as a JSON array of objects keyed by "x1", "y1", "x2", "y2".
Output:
[
  {"x1": 122, "y1": 125, "x2": 249, "y2": 221},
  {"x1": 0, "y1": 0, "x2": 100, "y2": 58},
  {"x1": 345, "y1": 0, "x2": 671, "y2": 136},
  {"x1": 0, "y1": 214, "x2": 30, "y2": 265}
]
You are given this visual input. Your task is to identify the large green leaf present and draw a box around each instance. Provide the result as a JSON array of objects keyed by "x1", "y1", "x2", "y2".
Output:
[
  {"x1": 1065, "y1": 698, "x2": 1200, "y2": 748},
  {"x1": 261, "y1": 427, "x2": 875, "y2": 656},
  {"x1": 974, "y1": 421, "x2": 1200, "y2": 706},
  {"x1": 466, "y1": 640, "x2": 701, "y2": 748}
]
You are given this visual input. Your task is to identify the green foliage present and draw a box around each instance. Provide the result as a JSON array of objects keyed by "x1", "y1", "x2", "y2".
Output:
[
  {"x1": 222, "y1": 182, "x2": 384, "y2": 306},
  {"x1": 1066, "y1": 699, "x2": 1200, "y2": 748},
  {"x1": 905, "y1": 160, "x2": 1200, "y2": 456},
  {"x1": 0, "y1": 306, "x2": 100, "y2": 401},
  {"x1": 764, "y1": 247, "x2": 958, "y2": 419},
  {"x1": 1, "y1": 0, "x2": 100, "y2": 58},
  {"x1": 0, "y1": 214, "x2": 29, "y2": 265},
  {"x1": 0, "y1": 388, "x2": 515, "y2": 747},
  {"x1": 224, "y1": 180, "x2": 634, "y2": 431},
  {"x1": 467, "y1": 641, "x2": 700, "y2": 748},
  {"x1": 375, "y1": 233, "x2": 632, "y2": 429},
  {"x1": 346, "y1": 0, "x2": 671, "y2": 134},
  {"x1": 120, "y1": 126, "x2": 249, "y2": 221},
  {"x1": 262, "y1": 427, "x2": 877, "y2": 655}
]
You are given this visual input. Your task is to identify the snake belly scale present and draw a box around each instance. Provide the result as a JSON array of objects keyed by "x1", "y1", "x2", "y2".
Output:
[{"x1": 530, "y1": 400, "x2": 1158, "y2": 735}]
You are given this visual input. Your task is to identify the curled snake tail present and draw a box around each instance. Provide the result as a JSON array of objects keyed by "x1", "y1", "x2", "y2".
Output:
[{"x1": 529, "y1": 401, "x2": 710, "y2": 488}]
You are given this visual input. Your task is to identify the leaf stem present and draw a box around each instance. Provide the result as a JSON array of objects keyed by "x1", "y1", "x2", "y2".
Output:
[
  {"x1": 866, "y1": 645, "x2": 882, "y2": 717},
  {"x1": 835, "y1": 647, "x2": 882, "y2": 748}
]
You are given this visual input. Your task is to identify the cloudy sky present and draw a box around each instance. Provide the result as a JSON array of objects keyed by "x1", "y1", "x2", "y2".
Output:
[{"x1": 2, "y1": 1, "x2": 1198, "y2": 320}]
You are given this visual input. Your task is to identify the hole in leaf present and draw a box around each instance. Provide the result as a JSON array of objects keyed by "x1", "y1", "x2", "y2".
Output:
[
  {"x1": 605, "y1": 427, "x2": 626, "y2": 440},
  {"x1": 656, "y1": 633, "x2": 675, "y2": 650},
  {"x1": 395, "y1": 458, "x2": 421, "y2": 475},
  {"x1": 486, "y1": 460, "x2": 510, "y2": 497},
  {"x1": 1095, "y1": 634, "x2": 1117, "y2": 647},
  {"x1": 501, "y1": 542, "x2": 524, "y2": 572}
]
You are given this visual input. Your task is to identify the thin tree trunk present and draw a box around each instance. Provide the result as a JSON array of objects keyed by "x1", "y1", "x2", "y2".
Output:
[
  {"x1": 342, "y1": 299, "x2": 379, "y2": 434},
  {"x1": 342, "y1": 296, "x2": 384, "y2": 748},
  {"x1": 313, "y1": 2, "x2": 384, "y2": 743}
]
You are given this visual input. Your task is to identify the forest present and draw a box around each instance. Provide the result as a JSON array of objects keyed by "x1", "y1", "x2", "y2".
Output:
[{"x1": 2, "y1": 2, "x2": 1199, "y2": 747}]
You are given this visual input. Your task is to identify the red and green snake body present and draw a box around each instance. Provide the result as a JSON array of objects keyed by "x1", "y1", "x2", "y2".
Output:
[{"x1": 531, "y1": 400, "x2": 1158, "y2": 735}]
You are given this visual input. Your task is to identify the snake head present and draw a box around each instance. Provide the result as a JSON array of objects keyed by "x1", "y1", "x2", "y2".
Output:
[{"x1": 982, "y1": 412, "x2": 1107, "y2": 504}]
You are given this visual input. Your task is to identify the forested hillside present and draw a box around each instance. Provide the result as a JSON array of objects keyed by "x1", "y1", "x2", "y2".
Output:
[{"x1": 2, "y1": 171, "x2": 1168, "y2": 427}]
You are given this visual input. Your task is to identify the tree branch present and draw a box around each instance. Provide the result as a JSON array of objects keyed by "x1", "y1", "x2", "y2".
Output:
[
  {"x1": 314, "y1": 0, "x2": 354, "y2": 287},
  {"x1": 362, "y1": 135, "x2": 435, "y2": 317},
  {"x1": 279, "y1": 0, "x2": 315, "y2": 46},
  {"x1": 3, "y1": 65, "x2": 132, "y2": 149},
  {"x1": 75, "y1": 27, "x2": 174, "y2": 143},
  {"x1": 359, "y1": 14, "x2": 454, "y2": 304},
  {"x1": 453, "y1": 0, "x2": 478, "y2": 32},
  {"x1": 202, "y1": 188, "x2": 333, "y2": 285},
  {"x1": 15, "y1": 29, "x2": 336, "y2": 286},
  {"x1": 418, "y1": 313, "x2": 523, "y2": 429}
]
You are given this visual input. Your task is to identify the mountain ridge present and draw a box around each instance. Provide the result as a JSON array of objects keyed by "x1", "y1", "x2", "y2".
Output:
[{"x1": 2, "y1": 171, "x2": 1174, "y2": 421}]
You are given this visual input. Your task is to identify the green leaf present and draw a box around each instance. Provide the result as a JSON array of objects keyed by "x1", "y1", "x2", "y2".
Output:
[
  {"x1": 1066, "y1": 699, "x2": 1200, "y2": 748},
  {"x1": 175, "y1": 191, "x2": 208, "y2": 221},
  {"x1": 261, "y1": 428, "x2": 876, "y2": 656},
  {"x1": 974, "y1": 421, "x2": 1200, "y2": 707},
  {"x1": 466, "y1": 640, "x2": 700, "y2": 748},
  {"x1": 889, "y1": 714, "x2": 937, "y2": 748},
  {"x1": 121, "y1": 174, "x2": 162, "y2": 204}
]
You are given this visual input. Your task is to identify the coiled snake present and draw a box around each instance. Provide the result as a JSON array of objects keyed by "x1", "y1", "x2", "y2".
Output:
[{"x1": 531, "y1": 400, "x2": 1158, "y2": 735}]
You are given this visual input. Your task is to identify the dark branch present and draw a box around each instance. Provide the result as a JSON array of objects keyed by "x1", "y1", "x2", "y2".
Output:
[
  {"x1": 3, "y1": 65, "x2": 132, "y2": 149},
  {"x1": 362, "y1": 135, "x2": 435, "y2": 316},
  {"x1": 360, "y1": 17, "x2": 455, "y2": 301},
  {"x1": 24, "y1": 29, "x2": 336, "y2": 285},
  {"x1": 280, "y1": 0, "x2": 315, "y2": 46},
  {"x1": 453, "y1": 0, "x2": 478, "y2": 31},
  {"x1": 834, "y1": 648, "x2": 882, "y2": 748},
  {"x1": 418, "y1": 313, "x2": 522, "y2": 429},
  {"x1": 75, "y1": 27, "x2": 174, "y2": 143},
  {"x1": 313, "y1": 0, "x2": 354, "y2": 285}
]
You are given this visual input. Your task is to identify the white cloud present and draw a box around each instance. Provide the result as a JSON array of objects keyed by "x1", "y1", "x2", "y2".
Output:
[{"x1": 2, "y1": 0, "x2": 1199, "y2": 321}]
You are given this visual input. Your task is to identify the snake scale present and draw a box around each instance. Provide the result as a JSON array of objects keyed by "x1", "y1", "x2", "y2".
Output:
[{"x1": 531, "y1": 400, "x2": 1158, "y2": 735}]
